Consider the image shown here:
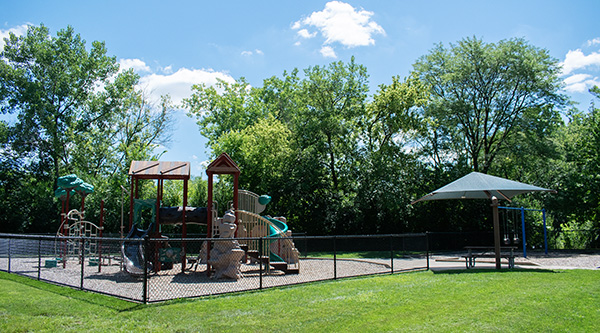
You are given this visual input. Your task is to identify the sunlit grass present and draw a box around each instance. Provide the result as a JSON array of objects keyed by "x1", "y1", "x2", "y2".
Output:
[{"x1": 1, "y1": 269, "x2": 599, "y2": 332}]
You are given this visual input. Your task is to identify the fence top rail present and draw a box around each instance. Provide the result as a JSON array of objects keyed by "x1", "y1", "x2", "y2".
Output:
[
  {"x1": 0, "y1": 232, "x2": 426, "y2": 242},
  {"x1": 0, "y1": 233, "x2": 126, "y2": 242}
]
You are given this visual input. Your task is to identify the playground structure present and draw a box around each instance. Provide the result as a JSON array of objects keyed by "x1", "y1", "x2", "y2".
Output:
[
  {"x1": 125, "y1": 153, "x2": 300, "y2": 277},
  {"x1": 54, "y1": 174, "x2": 104, "y2": 269}
]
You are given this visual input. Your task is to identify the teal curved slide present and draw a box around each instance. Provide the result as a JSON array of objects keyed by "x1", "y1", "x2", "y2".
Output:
[{"x1": 264, "y1": 216, "x2": 289, "y2": 262}]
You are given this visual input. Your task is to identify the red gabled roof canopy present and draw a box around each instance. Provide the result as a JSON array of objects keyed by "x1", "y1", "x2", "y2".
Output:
[
  {"x1": 206, "y1": 153, "x2": 240, "y2": 175},
  {"x1": 129, "y1": 161, "x2": 190, "y2": 180}
]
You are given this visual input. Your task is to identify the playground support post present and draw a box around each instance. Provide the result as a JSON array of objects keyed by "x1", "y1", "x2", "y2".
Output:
[{"x1": 181, "y1": 179, "x2": 188, "y2": 273}]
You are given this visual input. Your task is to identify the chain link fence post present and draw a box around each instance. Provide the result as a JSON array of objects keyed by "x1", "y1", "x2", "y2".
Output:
[
  {"x1": 80, "y1": 237, "x2": 85, "y2": 290},
  {"x1": 38, "y1": 237, "x2": 41, "y2": 280},
  {"x1": 426, "y1": 232, "x2": 430, "y2": 270},
  {"x1": 333, "y1": 236, "x2": 337, "y2": 280},
  {"x1": 8, "y1": 238, "x2": 11, "y2": 273},
  {"x1": 390, "y1": 235, "x2": 394, "y2": 274},
  {"x1": 143, "y1": 236, "x2": 149, "y2": 304},
  {"x1": 259, "y1": 237, "x2": 263, "y2": 290}
]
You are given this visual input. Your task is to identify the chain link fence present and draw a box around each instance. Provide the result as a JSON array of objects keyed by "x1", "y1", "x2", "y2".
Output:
[
  {"x1": 427, "y1": 230, "x2": 600, "y2": 253},
  {"x1": 0, "y1": 233, "x2": 428, "y2": 303}
]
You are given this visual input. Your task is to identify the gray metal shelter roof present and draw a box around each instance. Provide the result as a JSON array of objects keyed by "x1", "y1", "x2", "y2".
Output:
[{"x1": 412, "y1": 172, "x2": 556, "y2": 204}]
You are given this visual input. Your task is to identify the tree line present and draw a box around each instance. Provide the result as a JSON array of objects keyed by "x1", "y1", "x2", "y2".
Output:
[{"x1": 1, "y1": 25, "x2": 598, "y2": 247}]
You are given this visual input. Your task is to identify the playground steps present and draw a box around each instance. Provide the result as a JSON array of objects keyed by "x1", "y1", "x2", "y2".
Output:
[
  {"x1": 242, "y1": 247, "x2": 297, "y2": 274},
  {"x1": 270, "y1": 261, "x2": 299, "y2": 274},
  {"x1": 245, "y1": 249, "x2": 270, "y2": 264}
]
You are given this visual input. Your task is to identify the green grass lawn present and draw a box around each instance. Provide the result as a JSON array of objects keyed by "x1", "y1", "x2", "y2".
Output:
[{"x1": 1, "y1": 269, "x2": 599, "y2": 332}]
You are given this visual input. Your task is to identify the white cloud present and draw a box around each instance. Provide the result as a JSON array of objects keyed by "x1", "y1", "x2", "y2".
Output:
[
  {"x1": 560, "y1": 49, "x2": 600, "y2": 76},
  {"x1": 119, "y1": 58, "x2": 151, "y2": 73},
  {"x1": 560, "y1": 45, "x2": 600, "y2": 94},
  {"x1": 138, "y1": 67, "x2": 235, "y2": 106},
  {"x1": 0, "y1": 24, "x2": 30, "y2": 50},
  {"x1": 297, "y1": 29, "x2": 317, "y2": 39},
  {"x1": 241, "y1": 49, "x2": 264, "y2": 56},
  {"x1": 161, "y1": 65, "x2": 173, "y2": 74},
  {"x1": 563, "y1": 73, "x2": 600, "y2": 93},
  {"x1": 292, "y1": 1, "x2": 385, "y2": 56},
  {"x1": 320, "y1": 46, "x2": 337, "y2": 58},
  {"x1": 564, "y1": 73, "x2": 592, "y2": 85},
  {"x1": 587, "y1": 38, "x2": 600, "y2": 47}
]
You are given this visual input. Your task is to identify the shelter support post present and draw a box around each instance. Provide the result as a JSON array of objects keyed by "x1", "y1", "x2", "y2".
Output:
[
  {"x1": 492, "y1": 197, "x2": 501, "y2": 269},
  {"x1": 521, "y1": 207, "x2": 527, "y2": 258}
]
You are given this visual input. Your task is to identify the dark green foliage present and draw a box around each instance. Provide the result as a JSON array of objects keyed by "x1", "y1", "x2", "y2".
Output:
[{"x1": 0, "y1": 24, "x2": 173, "y2": 233}]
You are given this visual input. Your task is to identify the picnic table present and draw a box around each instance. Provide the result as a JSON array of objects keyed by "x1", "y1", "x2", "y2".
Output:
[{"x1": 463, "y1": 246, "x2": 517, "y2": 269}]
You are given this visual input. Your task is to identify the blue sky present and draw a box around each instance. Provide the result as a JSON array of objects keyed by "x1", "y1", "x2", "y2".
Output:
[{"x1": 2, "y1": 0, "x2": 599, "y2": 176}]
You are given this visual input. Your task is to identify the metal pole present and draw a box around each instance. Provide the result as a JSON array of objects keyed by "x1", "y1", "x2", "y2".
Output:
[
  {"x1": 80, "y1": 237, "x2": 85, "y2": 290},
  {"x1": 120, "y1": 185, "x2": 126, "y2": 239},
  {"x1": 491, "y1": 197, "x2": 501, "y2": 269},
  {"x1": 259, "y1": 237, "x2": 263, "y2": 290},
  {"x1": 390, "y1": 235, "x2": 394, "y2": 274},
  {"x1": 99, "y1": 200, "x2": 104, "y2": 273},
  {"x1": 426, "y1": 232, "x2": 430, "y2": 271},
  {"x1": 543, "y1": 209, "x2": 548, "y2": 255},
  {"x1": 333, "y1": 236, "x2": 337, "y2": 280},
  {"x1": 143, "y1": 236, "x2": 149, "y2": 304},
  {"x1": 521, "y1": 207, "x2": 527, "y2": 258},
  {"x1": 38, "y1": 237, "x2": 41, "y2": 280},
  {"x1": 8, "y1": 238, "x2": 11, "y2": 273}
]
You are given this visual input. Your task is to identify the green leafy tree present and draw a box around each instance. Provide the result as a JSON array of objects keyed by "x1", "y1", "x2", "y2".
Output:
[
  {"x1": 184, "y1": 77, "x2": 267, "y2": 145},
  {"x1": 0, "y1": 24, "x2": 119, "y2": 180},
  {"x1": 0, "y1": 24, "x2": 173, "y2": 233},
  {"x1": 213, "y1": 114, "x2": 293, "y2": 195},
  {"x1": 296, "y1": 57, "x2": 368, "y2": 192},
  {"x1": 413, "y1": 37, "x2": 566, "y2": 173},
  {"x1": 352, "y1": 75, "x2": 429, "y2": 233},
  {"x1": 543, "y1": 86, "x2": 600, "y2": 248}
]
